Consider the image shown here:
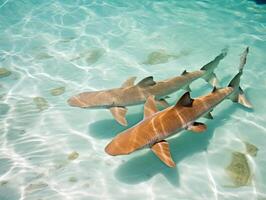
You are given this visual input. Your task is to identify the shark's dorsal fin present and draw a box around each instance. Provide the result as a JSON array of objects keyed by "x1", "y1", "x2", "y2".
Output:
[
  {"x1": 137, "y1": 76, "x2": 156, "y2": 87},
  {"x1": 212, "y1": 86, "x2": 218, "y2": 93},
  {"x1": 121, "y1": 76, "x2": 137, "y2": 88},
  {"x1": 187, "y1": 122, "x2": 207, "y2": 132},
  {"x1": 151, "y1": 140, "x2": 176, "y2": 168},
  {"x1": 144, "y1": 96, "x2": 158, "y2": 118},
  {"x1": 175, "y1": 92, "x2": 194, "y2": 107},
  {"x1": 109, "y1": 106, "x2": 128, "y2": 126},
  {"x1": 181, "y1": 70, "x2": 188, "y2": 75}
]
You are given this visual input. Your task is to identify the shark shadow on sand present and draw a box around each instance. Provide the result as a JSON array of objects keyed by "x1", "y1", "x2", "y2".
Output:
[
  {"x1": 88, "y1": 112, "x2": 142, "y2": 139},
  {"x1": 114, "y1": 103, "x2": 253, "y2": 186}
]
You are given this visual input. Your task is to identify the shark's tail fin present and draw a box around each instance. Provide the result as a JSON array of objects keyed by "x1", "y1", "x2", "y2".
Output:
[
  {"x1": 227, "y1": 47, "x2": 252, "y2": 108},
  {"x1": 201, "y1": 48, "x2": 228, "y2": 87}
]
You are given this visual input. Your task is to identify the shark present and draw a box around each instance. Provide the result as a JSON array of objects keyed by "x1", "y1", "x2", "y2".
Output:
[
  {"x1": 68, "y1": 49, "x2": 227, "y2": 126},
  {"x1": 105, "y1": 47, "x2": 252, "y2": 167}
]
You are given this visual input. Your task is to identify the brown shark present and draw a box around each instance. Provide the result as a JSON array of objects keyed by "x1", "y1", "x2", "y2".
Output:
[
  {"x1": 68, "y1": 49, "x2": 227, "y2": 126},
  {"x1": 105, "y1": 47, "x2": 252, "y2": 167}
]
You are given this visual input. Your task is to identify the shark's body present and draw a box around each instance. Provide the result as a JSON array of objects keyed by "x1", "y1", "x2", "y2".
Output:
[
  {"x1": 68, "y1": 50, "x2": 227, "y2": 126},
  {"x1": 105, "y1": 47, "x2": 252, "y2": 167}
]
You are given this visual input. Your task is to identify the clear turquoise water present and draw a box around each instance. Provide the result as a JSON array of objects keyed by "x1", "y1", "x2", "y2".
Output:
[{"x1": 0, "y1": 0, "x2": 266, "y2": 199}]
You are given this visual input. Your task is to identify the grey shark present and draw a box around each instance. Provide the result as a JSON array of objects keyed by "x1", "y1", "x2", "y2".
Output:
[{"x1": 68, "y1": 49, "x2": 227, "y2": 126}]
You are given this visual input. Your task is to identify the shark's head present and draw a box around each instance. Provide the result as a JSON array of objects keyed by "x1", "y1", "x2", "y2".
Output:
[
  {"x1": 105, "y1": 130, "x2": 136, "y2": 156},
  {"x1": 67, "y1": 91, "x2": 114, "y2": 108},
  {"x1": 105, "y1": 125, "x2": 149, "y2": 156}
]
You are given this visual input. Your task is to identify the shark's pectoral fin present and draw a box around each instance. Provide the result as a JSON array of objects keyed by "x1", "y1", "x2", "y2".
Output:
[
  {"x1": 151, "y1": 140, "x2": 176, "y2": 168},
  {"x1": 121, "y1": 76, "x2": 137, "y2": 88},
  {"x1": 109, "y1": 107, "x2": 128, "y2": 126},
  {"x1": 182, "y1": 84, "x2": 191, "y2": 92},
  {"x1": 203, "y1": 112, "x2": 213, "y2": 120},
  {"x1": 187, "y1": 122, "x2": 207, "y2": 133},
  {"x1": 203, "y1": 72, "x2": 218, "y2": 87},
  {"x1": 144, "y1": 96, "x2": 158, "y2": 118},
  {"x1": 137, "y1": 76, "x2": 156, "y2": 87},
  {"x1": 155, "y1": 98, "x2": 169, "y2": 108}
]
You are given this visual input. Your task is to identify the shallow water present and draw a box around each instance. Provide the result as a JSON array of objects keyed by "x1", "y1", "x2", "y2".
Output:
[{"x1": 0, "y1": 0, "x2": 266, "y2": 199}]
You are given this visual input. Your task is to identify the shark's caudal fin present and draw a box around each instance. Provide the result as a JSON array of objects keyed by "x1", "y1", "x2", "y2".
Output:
[
  {"x1": 228, "y1": 47, "x2": 252, "y2": 108},
  {"x1": 201, "y1": 48, "x2": 228, "y2": 86}
]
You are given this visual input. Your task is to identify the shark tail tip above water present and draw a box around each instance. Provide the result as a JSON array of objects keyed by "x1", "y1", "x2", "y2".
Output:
[
  {"x1": 228, "y1": 46, "x2": 252, "y2": 109},
  {"x1": 200, "y1": 48, "x2": 229, "y2": 87}
]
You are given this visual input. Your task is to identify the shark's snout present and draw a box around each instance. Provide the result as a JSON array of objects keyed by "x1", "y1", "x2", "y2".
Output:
[
  {"x1": 67, "y1": 91, "x2": 104, "y2": 108},
  {"x1": 67, "y1": 96, "x2": 85, "y2": 107},
  {"x1": 105, "y1": 140, "x2": 131, "y2": 156},
  {"x1": 105, "y1": 131, "x2": 138, "y2": 156},
  {"x1": 105, "y1": 142, "x2": 119, "y2": 156}
]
